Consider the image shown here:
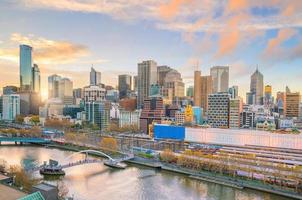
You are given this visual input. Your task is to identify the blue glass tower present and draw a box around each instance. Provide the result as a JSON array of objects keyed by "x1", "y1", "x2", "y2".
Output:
[{"x1": 20, "y1": 45, "x2": 33, "y2": 91}]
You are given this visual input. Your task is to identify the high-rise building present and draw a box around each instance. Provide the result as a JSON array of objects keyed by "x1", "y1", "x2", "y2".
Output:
[
  {"x1": 285, "y1": 92, "x2": 300, "y2": 118},
  {"x1": 157, "y1": 66, "x2": 172, "y2": 86},
  {"x1": 90, "y1": 67, "x2": 102, "y2": 86},
  {"x1": 186, "y1": 86, "x2": 194, "y2": 98},
  {"x1": 164, "y1": 69, "x2": 185, "y2": 98},
  {"x1": 32, "y1": 64, "x2": 40, "y2": 94},
  {"x1": 119, "y1": 110, "x2": 141, "y2": 128},
  {"x1": 207, "y1": 93, "x2": 230, "y2": 128},
  {"x1": 137, "y1": 60, "x2": 157, "y2": 109},
  {"x1": 139, "y1": 97, "x2": 165, "y2": 134},
  {"x1": 250, "y1": 68, "x2": 264, "y2": 105},
  {"x1": 59, "y1": 78, "x2": 73, "y2": 105},
  {"x1": 210, "y1": 66, "x2": 229, "y2": 93},
  {"x1": 20, "y1": 45, "x2": 33, "y2": 92},
  {"x1": 48, "y1": 74, "x2": 62, "y2": 99},
  {"x1": 193, "y1": 71, "x2": 201, "y2": 107},
  {"x1": 73, "y1": 88, "x2": 83, "y2": 99},
  {"x1": 229, "y1": 98, "x2": 243, "y2": 128},
  {"x1": 133, "y1": 76, "x2": 138, "y2": 91},
  {"x1": 83, "y1": 85, "x2": 106, "y2": 102},
  {"x1": 3, "y1": 86, "x2": 18, "y2": 95},
  {"x1": 264, "y1": 85, "x2": 273, "y2": 109},
  {"x1": 2, "y1": 94, "x2": 20, "y2": 121},
  {"x1": 276, "y1": 91, "x2": 286, "y2": 115},
  {"x1": 228, "y1": 86, "x2": 238, "y2": 99},
  {"x1": 85, "y1": 101, "x2": 110, "y2": 130},
  {"x1": 19, "y1": 92, "x2": 40, "y2": 115},
  {"x1": 118, "y1": 74, "x2": 132, "y2": 99},
  {"x1": 193, "y1": 71, "x2": 213, "y2": 112}
]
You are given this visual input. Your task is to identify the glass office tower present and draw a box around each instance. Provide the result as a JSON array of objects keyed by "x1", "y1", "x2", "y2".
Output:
[{"x1": 20, "y1": 45, "x2": 33, "y2": 91}]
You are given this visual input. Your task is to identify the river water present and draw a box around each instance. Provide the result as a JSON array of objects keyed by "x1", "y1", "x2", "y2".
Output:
[{"x1": 0, "y1": 145, "x2": 292, "y2": 200}]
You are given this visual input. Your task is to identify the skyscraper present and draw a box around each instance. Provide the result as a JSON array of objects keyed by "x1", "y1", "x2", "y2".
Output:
[
  {"x1": 207, "y1": 93, "x2": 230, "y2": 128},
  {"x1": 193, "y1": 71, "x2": 212, "y2": 112},
  {"x1": 229, "y1": 97, "x2": 243, "y2": 128},
  {"x1": 250, "y1": 68, "x2": 264, "y2": 105},
  {"x1": 59, "y1": 78, "x2": 73, "y2": 105},
  {"x1": 193, "y1": 71, "x2": 201, "y2": 107},
  {"x1": 48, "y1": 74, "x2": 62, "y2": 99},
  {"x1": 137, "y1": 60, "x2": 157, "y2": 109},
  {"x1": 20, "y1": 45, "x2": 33, "y2": 91},
  {"x1": 90, "y1": 67, "x2": 102, "y2": 86},
  {"x1": 157, "y1": 65, "x2": 172, "y2": 86},
  {"x1": 118, "y1": 74, "x2": 132, "y2": 99},
  {"x1": 210, "y1": 66, "x2": 229, "y2": 93},
  {"x1": 32, "y1": 64, "x2": 40, "y2": 94},
  {"x1": 228, "y1": 86, "x2": 238, "y2": 99},
  {"x1": 2, "y1": 94, "x2": 20, "y2": 121},
  {"x1": 164, "y1": 69, "x2": 185, "y2": 98},
  {"x1": 285, "y1": 91, "x2": 300, "y2": 118}
]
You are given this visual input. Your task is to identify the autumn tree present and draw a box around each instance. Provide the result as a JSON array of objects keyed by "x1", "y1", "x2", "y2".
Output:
[
  {"x1": 9, "y1": 165, "x2": 36, "y2": 191},
  {"x1": 30, "y1": 115, "x2": 40, "y2": 125},
  {"x1": 160, "y1": 149, "x2": 178, "y2": 163},
  {"x1": 15, "y1": 115, "x2": 24, "y2": 124},
  {"x1": 57, "y1": 181, "x2": 69, "y2": 199},
  {"x1": 100, "y1": 137, "x2": 118, "y2": 151}
]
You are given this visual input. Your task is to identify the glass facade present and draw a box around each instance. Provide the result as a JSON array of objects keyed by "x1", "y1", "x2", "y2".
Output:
[
  {"x1": 20, "y1": 45, "x2": 33, "y2": 91},
  {"x1": 32, "y1": 64, "x2": 40, "y2": 93}
]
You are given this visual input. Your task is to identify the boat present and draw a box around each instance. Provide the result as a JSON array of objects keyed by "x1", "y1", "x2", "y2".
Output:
[
  {"x1": 39, "y1": 165, "x2": 65, "y2": 176},
  {"x1": 103, "y1": 160, "x2": 126, "y2": 169}
]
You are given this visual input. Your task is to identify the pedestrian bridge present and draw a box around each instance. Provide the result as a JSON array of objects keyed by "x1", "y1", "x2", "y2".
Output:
[
  {"x1": 0, "y1": 137, "x2": 50, "y2": 144},
  {"x1": 30, "y1": 149, "x2": 134, "y2": 172}
]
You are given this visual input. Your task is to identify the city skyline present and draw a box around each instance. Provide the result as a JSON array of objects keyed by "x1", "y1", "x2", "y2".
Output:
[{"x1": 0, "y1": 0, "x2": 302, "y2": 99}]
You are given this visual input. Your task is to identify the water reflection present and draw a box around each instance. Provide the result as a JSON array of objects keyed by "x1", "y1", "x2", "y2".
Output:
[{"x1": 0, "y1": 146, "x2": 292, "y2": 200}]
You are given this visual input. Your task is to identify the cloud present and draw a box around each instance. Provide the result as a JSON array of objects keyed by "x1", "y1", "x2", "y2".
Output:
[
  {"x1": 0, "y1": 33, "x2": 89, "y2": 65},
  {"x1": 159, "y1": 0, "x2": 192, "y2": 20}
]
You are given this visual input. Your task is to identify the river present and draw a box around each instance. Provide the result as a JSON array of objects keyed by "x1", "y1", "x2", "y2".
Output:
[{"x1": 0, "y1": 145, "x2": 292, "y2": 200}]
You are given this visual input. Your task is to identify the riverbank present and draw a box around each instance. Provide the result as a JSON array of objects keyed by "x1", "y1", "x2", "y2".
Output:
[{"x1": 31, "y1": 143, "x2": 302, "y2": 200}]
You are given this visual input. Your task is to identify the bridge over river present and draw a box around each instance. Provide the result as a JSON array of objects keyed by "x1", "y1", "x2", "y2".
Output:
[{"x1": 29, "y1": 149, "x2": 134, "y2": 173}]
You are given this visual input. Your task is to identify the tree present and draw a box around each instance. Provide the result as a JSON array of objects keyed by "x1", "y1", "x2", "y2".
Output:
[
  {"x1": 30, "y1": 115, "x2": 40, "y2": 125},
  {"x1": 0, "y1": 159, "x2": 8, "y2": 173},
  {"x1": 30, "y1": 126, "x2": 41, "y2": 137},
  {"x1": 160, "y1": 149, "x2": 177, "y2": 163},
  {"x1": 15, "y1": 115, "x2": 24, "y2": 124},
  {"x1": 100, "y1": 137, "x2": 118, "y2": 151},
  {"x1": 9, "y1": 165, "x2": 36, "y2": 191}
]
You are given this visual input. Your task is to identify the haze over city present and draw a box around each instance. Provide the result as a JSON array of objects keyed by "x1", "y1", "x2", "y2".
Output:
[{"x1": 0, "y1": 0, "x2": 302, "y2": 99}]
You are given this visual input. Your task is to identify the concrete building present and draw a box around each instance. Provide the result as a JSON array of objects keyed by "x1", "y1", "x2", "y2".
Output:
[
  {"x1": 175, "y1": 111, "x2": 185, "y2": 125},
  {"x1": 46, "y1": 98, "x2": 64, "y2": 117},
  {"x1": 157, "y1": 65, "x2": 172, "y2": 86},
  {"x1": 90, "y1": 67, "x2": 102, "y2": 86},
  {"x1": 285, "y1": 92, "x2": 300, "y2": 118},
  {"x1": 3, "y1": 86, "x2": 18, "y2": 95},
  {"x1": 106, "y1": 89, "x2": 119, "y2": 102},
  {"x1": 276, "y1": 91, "x2": 286, "y2": 116},
  {"x1": 59, "y1": 78, "x2": 73, "y2": 105},
  {"x1": 186, "y1": 86, "x2": 193, "y2": 98},
  {"x1": 85, "y1": 101, "x2": 110, "y2": 130},
  {"x1": 119, "y1": 98, "x2": 137, "y2": 111},
  {"x1": 48, "y1": 74, "x2": 62, "y2": 99},
  {"x1": 164, "y1": 69, "x2": 185, "y2": 98},
  {"x1": 83, "y1": 85, "x2": 106, "y2": 102},
  {"x1": 32, "y1": 64, "x2": 40, "y2": 94},
  {"x1": 210, "y1": 66, "x2": 229, "y2": 93},
  {"x1": 193, "y1": 71, "x2": 213, "y2": 112},
  {"x1": 228, "y1": 86, "x2": 238, "y2": 99},
  {"x1": 2, "y1": 94, "x2": 20, "y2": 121},
  {"x1": 139, "y1": 97, "x2": 165, "y2": 134},
  {"x1": 119, "y1": 110, "x2": 141, "y2": 128},
  {"x1": 250, "y1": 68, "x2": 264, "y2": 105},
  {"x1": 118, "y1": 74, "x2": 132, "y2": 99},
  {"x1": 207, "y1": 93, "x2": 230, "y2": 128},
  {"x1": 133, "y1": 75, "x2": 138, "y2": 91},
  {"x1": 20, "y1": 44, "x2": 33, "y2": 92},
  {"x1": 229, "y1": 98, "x2": 243, "y2": 128},
  {"x1": 137, "y1": 60, "x2": 157, "y2": 109}
]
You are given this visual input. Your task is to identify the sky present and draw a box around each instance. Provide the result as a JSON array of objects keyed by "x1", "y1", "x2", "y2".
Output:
[{"x1": 0, "y1": 0, "x2": 301, "y2": 100}]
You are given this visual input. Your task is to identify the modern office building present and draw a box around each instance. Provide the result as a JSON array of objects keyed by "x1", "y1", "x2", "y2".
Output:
[
  {"x1": 193, "y1": 71, "x2": 201, "y2": 107},
  {"x1": 157, "y1": 65, "x2": 172, "y2": 86},
  {"x1": 90, "y1": 67, "x2": 102, "y2": 86},
  {"x1": 32, "y1": 64, "x2": 40, "y2": 94},
  {"x1": 3, "y1": 86, "x2": 18, "y2": 95},
  {"x1": 186, "y1": 86, "x2": 194, "y2": 98},
  {"x1": 276, "y1": 91, "x2": 286, "y2": 115},
  {"x1": 133, "y1": 75, "x2": 138, "y2": 91},
  {"x1": 192, "y1": 106, "x2": 203, "y2": 125},
  {"x1": 2, "y1": 94, "x2": 20, "y2": 121},
  {"x1": 85, "y1": 101, "x2": 110, "y2": 130},
  {"x1": 164, "y1": 69, "x2": 185, "y2": 98},
  {"x1": 48, "y1": 74, "x2": 62, "y2": 99},
  {"x1": 250, "y1": 68, "x2": 264, "y2": 105},
  {"x1": 139, "y1": 97, "x2": 165, "y2": 134},
  {"x1": 228, "y1": 86, "x2": 238, "y2": 99},
  {"x1": 207, "y1": 93, "x2": 230, "y2": 128},
  {"x1": 193, "y1": 71, "x2": 213, "y2": 112},
  {"x1": 20, "y1": 45, "x2": 33, "y2": 92},
  {"x1": 106, "y1": 89, "x2": 119, "y2": 102},
  {"x1": 229, "y1": 98, "x2": 243, "y2": 128},
  {"x1": 285, "y1": 92, "x2": 300, "y2": 118},
  {"x1": 118, "y1": 74, "x2": 132, "y2": 99},
  {"x1": 175, "y1": 111, "x2": 185, "y2": 125},
  {"x1": 210, "y1": 66, "x2": 229, "y2": 93},
  {"x1": 59, "y1": 78, "x2": 73, "y2": 105},
  {"x1": 83, "y1": 85, "x2": 106, "y2": 102},
  {"x1": 119, "y1": 110, "x2": 141, "y2": 128},
  {"x1": 19, "y1": 92, "x2": 40, "y2": 115},
  {"x1": 137, "y1": 60, "x2": 157, "y2": 109}
]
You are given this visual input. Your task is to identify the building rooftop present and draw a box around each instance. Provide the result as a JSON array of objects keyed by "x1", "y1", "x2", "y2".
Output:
[
  {"x1": 33, "y1": 182, "x2": 56, "y2": 192},
  {"x1": 0, "y1": 183, "x2": 27, "y2": 200}
]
